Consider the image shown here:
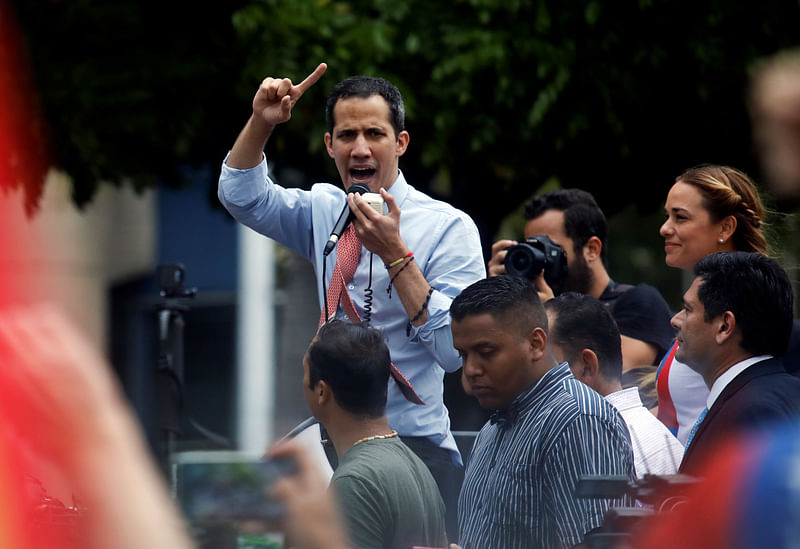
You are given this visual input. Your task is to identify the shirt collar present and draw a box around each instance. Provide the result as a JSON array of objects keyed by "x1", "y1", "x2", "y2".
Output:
[
  {"x1": 707, "y1": 355, "x2": 772, "y2": 409},
  {"x1": 491, "y1": 362, "x2": 572, "y2": 428},
  {"x1": 384, "y1": 169, "x2": 409, "y2": 208},
  {"x1": 604, "y1": 386, "x2": 642, "y2": 412},
  {"x1": 598, "y1": 279, "x2": 617, "y2": 299}
]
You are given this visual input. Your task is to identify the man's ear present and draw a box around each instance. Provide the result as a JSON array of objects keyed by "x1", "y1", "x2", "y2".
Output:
[
  {"x1": 579, "y1": 348, "x2": 602, "y2": 385},
  {"x1": 324, "y1": 132, "x2": 334, "y2": 158},
  {"x1": 395, "y1": 130, "x2": 410, "y2": 157},
  {"x1": 529, "y1": 327, "x2": 548, "y2": 361},
  {"x1": 583, "y1": 236, "x2": 603, "y2": 264},
  {"x1": 715, "y1": 311, "x2": 738, "y2": 345},
  {"x1": 571, "y1": 348, "x2": 601, "y2": 385},
  {"x1": 316, "y1": 379, "x2": 333, "y2": 407}
]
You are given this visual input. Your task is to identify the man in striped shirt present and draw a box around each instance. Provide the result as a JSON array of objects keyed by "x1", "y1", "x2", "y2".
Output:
[{"x1": 451, "y1": 276, "x2": 635, "y2": 549}]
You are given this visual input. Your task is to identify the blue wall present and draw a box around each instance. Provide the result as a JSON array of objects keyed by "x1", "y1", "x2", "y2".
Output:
[{"x1": 157, "y1": 165, "x2": 238, "y2": 291}]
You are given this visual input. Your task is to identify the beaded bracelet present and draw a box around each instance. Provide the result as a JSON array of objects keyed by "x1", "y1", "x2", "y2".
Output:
[
  {"x1": 406, "y1": 286, "x2": 434, "y2": 336},
  {"x1": 385, "y1": 251, "x2": 414, "y2": 269},
  {"x1": 386, "y1": 256, "x2": 415, "y2": 298}
]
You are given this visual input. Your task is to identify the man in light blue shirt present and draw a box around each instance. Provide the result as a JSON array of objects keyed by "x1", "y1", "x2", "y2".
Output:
[{"x1": 217, "y1": 63, "x2": 484, "y2": 536}]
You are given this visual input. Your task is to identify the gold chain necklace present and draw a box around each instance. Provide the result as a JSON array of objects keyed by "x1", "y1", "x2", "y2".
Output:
[{"x1": 353, "y1": 430, "x2": 398, "y2": 446}]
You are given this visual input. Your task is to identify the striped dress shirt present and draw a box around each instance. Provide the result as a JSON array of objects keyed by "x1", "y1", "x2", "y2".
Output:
[{"x1": 458, "y1": 362, "x2": 636, "y2": 549}]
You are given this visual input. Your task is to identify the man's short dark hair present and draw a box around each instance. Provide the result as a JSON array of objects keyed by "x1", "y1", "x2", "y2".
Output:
[
  {"x1": 307, "y1": 320, "x2": 390, "y2": 418},
  {"x1": 544, "y1": 292, "x2": 623, "y2": 382},
  {"x1": 325, "y1": 76, "x2": 405, "y2": 136},
  {"x1": 694, "y1": 252, "x2": 794, "y2": 356},
  {"x1": 523, "y1": 189, "x2": 608, "y2": 264},
  {"x1": 450, "y1": 276, "x2": 547, "y2": 338}
]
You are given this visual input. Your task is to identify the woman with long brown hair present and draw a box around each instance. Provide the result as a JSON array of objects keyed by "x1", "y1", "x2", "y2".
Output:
[{"x1": 657, "y1": 165, "x2": 770, "y2": 444}]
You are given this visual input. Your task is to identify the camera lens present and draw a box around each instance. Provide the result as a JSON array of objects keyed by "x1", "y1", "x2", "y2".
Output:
[
  {"x1": 509, "y1": 249, "x2": 532, "y2": 272},
  {"x1": 504, "y1": 244, "x2": 545, "y2": 279}
]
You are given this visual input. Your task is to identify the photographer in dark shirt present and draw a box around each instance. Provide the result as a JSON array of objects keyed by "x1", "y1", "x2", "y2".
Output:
[{"x1": 488, "y1": 188, "x2": 674, "y2": 369}]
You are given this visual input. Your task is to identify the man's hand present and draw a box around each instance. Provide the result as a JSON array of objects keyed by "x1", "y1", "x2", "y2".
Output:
[
  {"x1": 228, "y1": 63, "x2": 327, "y2": 169},
  {"x1": 532, "y1": 269, "x2": 555, "y2": 303},
  {"x1": 268, "y1": 440, "x2": 349, "y2": 549},
  {"x1": 253, "y1": 63, "x2": 327, "y2": 127},
  {"x1": 349, "y1": 188, "x2": 436, "y2": 327},
  {"x1": 0, "y1": 305, "x2": 196, "y2": 549},
  {"x1": 0, "y1": 305, "x2": 124, "y2": 456},
  {"x1": 488, "y1": 239, "x2": 554, "y2": 302},
  {"x1": 348, "y1": 188, "x2": 408, "y2": 262},
  {"x1": 487, "y1": 239, "x2": 517, "y2": 277}
]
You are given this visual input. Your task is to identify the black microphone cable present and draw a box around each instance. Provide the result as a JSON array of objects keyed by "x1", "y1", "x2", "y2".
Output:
[
  {"x1": 321, "y1": 187, "x2": 376, "y2": 325},
  {"x1": 321, "y1": 244, "x2": 374, "y2": 325},
  {"x1": 363, "y1": 253, "x2": 374, "y2": 323},
  {"x1": 322, "y1": 242, "x2": 376, "y2": 326}
]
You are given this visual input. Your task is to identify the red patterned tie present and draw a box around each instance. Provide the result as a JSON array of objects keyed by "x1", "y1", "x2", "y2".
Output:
[
  {"x1": 319, "y1": 225, "x2": 362, "y2": 325},
  {"x1": 319, "y1": 225, "x2": 424, "y2": 405}
]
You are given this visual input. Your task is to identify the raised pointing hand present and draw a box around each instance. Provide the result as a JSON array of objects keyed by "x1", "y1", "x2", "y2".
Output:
[{"x1": 253, "y1": 62, "x2": 327, "y2": 126}]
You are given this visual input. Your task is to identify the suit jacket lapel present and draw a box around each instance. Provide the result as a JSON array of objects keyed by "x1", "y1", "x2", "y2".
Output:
[{"x1": 683, "y1": 357, "x2": 781, "y2": 468}]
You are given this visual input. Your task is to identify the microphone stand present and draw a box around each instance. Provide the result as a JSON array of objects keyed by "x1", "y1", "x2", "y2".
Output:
[{"x1": 155, "y1": 265, "x2": 196, "y2": 483}]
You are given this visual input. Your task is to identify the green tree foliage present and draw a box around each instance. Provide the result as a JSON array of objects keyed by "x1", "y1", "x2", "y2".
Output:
[
  {"x1": 232, "y1": 0, "x2": 800, "y2": 249},
  {"x1": 11, "y1": 0, "x2": 249, "y2": 210},
  {"x1": 9, "y1": 0, "x2": 800, "y2": 244}
]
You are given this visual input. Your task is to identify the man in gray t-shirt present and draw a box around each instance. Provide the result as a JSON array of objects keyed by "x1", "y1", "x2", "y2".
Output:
[{"x1": 303, "y1": 321, "x2": 447, "y2": 548}]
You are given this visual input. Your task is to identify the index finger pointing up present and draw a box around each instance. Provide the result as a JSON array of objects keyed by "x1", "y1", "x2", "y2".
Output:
[{"x1": 294, "y1": 63, "x2": 328, "y2": 95}]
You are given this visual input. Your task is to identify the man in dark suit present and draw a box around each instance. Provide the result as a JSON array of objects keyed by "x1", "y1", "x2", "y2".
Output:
[{"x1": 674, "y1": 252, "x2": 800, "y2": 475}]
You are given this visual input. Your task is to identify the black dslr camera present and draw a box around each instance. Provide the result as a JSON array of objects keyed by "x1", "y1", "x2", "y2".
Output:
[{"x1": 503, "y1": 235, "x2": 567, "y2": 286}]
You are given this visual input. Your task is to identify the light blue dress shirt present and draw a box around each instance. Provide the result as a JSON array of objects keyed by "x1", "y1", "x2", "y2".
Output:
[{"x1": 218, "y1": 155, "x2": 486, "y2": 464}]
